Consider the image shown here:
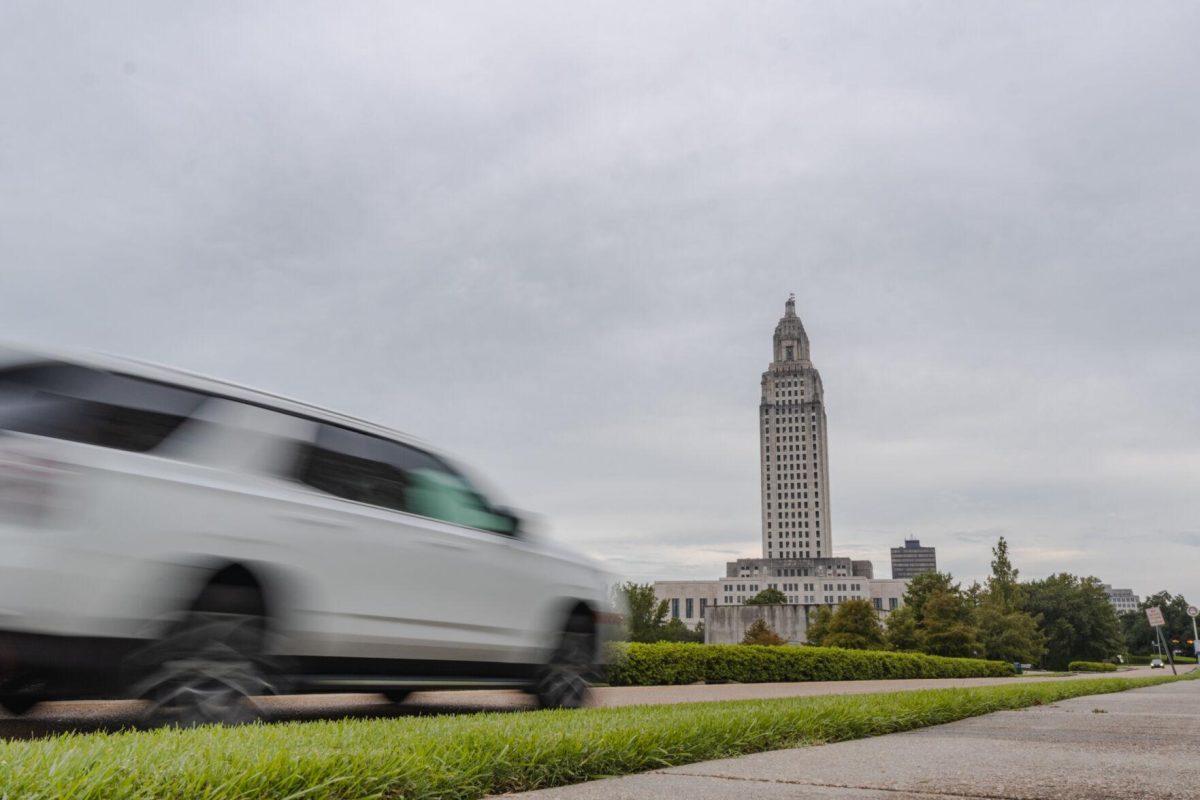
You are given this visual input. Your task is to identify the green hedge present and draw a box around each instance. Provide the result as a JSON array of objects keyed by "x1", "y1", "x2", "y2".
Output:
[
  {"x1": 605, "y1": 642, "x2": 1015, "y2": 686},
  {"x1": 1068, "y1": 661, "x2": 1118, "y2": 672}
]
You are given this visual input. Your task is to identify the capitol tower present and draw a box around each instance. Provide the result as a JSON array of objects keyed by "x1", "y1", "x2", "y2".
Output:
[
  {"x1": 760, "y1": 294, "x2": 831, "y2": 559},
  {"x1": 651, "y1": 295, "x2": 901, "y2": 638}
]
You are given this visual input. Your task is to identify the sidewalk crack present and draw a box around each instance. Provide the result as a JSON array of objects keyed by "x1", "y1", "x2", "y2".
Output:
[{"x1": 659, "y1": 771, "x2": 1026, "y2": 799}]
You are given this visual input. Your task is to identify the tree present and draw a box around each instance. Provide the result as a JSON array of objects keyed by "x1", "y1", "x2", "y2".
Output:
[
  {"x1": 1118, "y1": 609, "x2": 1151, "y2": 655},
  {"x1": 964, "y1": 580, "x2": 985, "y2": 609},
  {"x1": 921, "y1": 589, "x2": 980, "y2": 657},
  {"x1": 821, "y1": 599, "x2": 886, "y2": 650},
  {"x1": 1118, "y1": 592, "x2": 1193, "y2": 655},
  {"x1": 742, "y1": 618, "x2": 785, "y2": 646},
  {"x1": 613, "y1": 582, "x2": 668, "y2": 643},
  {"x1": 977, "y1": 605, "x2": 1045, "y2": 664},
  {"x1": 746, "y1": 588, "x2": 787, "y2": 606},
  {"x1": 976, "y1": 536, "x2": 1044, "y2": 664},
  {"x1": 985, "y1": 536, "x2": 1022, "y2": 613},
  {"x1": 805, "y1": 606, "x2": 833, "y2": 646},
  {"x1": 658, "y1": 617, "x2": 704, "y2": 643},
  {"x1": 1021, "y1": 574, "x2": 1123, "y2": 669},
  {"x1": 884, "y1": 605, "x2": 923, "y2": 651},
  {"x1": 901, "y1": 571, "x2": 960, "y2": 624}
]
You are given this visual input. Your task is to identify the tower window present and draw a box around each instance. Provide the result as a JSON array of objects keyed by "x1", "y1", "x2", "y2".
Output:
[{"x1": 785, "y1": 345, "x2": 794, "y2": 361}]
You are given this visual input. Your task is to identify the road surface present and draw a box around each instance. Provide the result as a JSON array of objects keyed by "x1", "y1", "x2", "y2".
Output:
[
  {"x1": 0, "y1": 666, "x2": 1164, "y2": 739},
  {"x1": 510, "y1": 671, "x2": 1198, "y2": 799}
]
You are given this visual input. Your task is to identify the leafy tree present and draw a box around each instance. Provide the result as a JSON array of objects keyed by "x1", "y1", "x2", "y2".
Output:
[
  {"x1": 1021, "y1": 574, "x2": 1123, "y2": 669},
  {"x1": 742, "y1": 618, "x2": 785, "y2": 646},
  {"x1": 975, "y1": 536, "x2": 1044, "y2": 663},
  {"x1": 884, "y1": 605, "x2": 923, "y2": 651},
  {"x1": 977, "y1": 605, "x2": 1045, "y2": 663},
  {"x1": 613, "y1": 582, "x2": 668, "y2": 643},
  {"x1": 921, "y1": 589, "x2": 980, "y2": 657},
  {"x1": 821, "y1": 599, "x2": 886, "y2": 650},
  {"x1": 657, "y1": 617, "x2": 704, "y2": 643},
  {"x1": 746, "y1": 588, "x2": 787, "y2": 606},
  {"x1": 985, "y1": 536, "x2": 1022, "y2": 613},
  {"x1": 1118, "y1": 609, "x2": 1156, "y2": 655},
  {"x1": 1118, "y1": 592, "x2": 1194, "y2": 655},
  {"x1": 806, "y1": 606, "x2": 833, "y2": 646},
  {"x1": 902, "y1": 571, "x2": 960, "y2": 624}
]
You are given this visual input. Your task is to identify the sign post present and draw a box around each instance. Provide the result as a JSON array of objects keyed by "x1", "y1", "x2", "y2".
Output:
[
  {"x1": 1146, "y1": 607, "x2": 1176, "y2": 675},
  {"x1": 1188, "y1": 605, "x2": 1198, "y2": 659}
]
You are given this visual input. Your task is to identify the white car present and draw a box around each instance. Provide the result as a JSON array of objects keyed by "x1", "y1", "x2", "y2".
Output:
[
  {"x1": 1149, "y1": 658, "x2": 1164, "y2": 669},
  {"x1": 0, "y1": 346, "x2": 618, "y2": 722}
]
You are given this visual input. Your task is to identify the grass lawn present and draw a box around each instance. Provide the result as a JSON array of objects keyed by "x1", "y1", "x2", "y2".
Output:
[{"x1": 0, "y1": 672, "x2": 1192, "y2": 799}]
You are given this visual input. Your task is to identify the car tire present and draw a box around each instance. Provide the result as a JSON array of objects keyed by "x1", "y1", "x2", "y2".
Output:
[
  {"x1": 131, "y1": 585, "x2": 276, "y2": 726},
  {"x1": 383, "y1": 689, "x2": 411, "y2": 703},
  {"x1": 534, "y1": 613, "x2": 594, "y2": 709},
  {"x1": 0, "y1": 693, "x2": 41, "y2": 716}
]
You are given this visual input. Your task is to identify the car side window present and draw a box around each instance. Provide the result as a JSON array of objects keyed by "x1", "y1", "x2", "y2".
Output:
[
  {"x1": 0, "y1": 362, "x2": 207, "y2": 453},
  {"x1": 296, "y1": 423, "x2": 516, "y2": 535},
  {"x1": 295, "y1": 424, "x2": 409, "y2": 513}
]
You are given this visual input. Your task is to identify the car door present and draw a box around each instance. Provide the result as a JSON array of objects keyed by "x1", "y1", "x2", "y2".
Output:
[
  {"x1": 287, "y1": 423, "x2": 542, "y2": 667},
  {"x1": 388, "y1": 455, "x2": 547, "y2": 664}
]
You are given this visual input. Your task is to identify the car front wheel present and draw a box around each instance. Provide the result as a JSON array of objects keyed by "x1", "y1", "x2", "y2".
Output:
[{"x1": 534, "y1": 614, "x2": 594, "y2": 709}]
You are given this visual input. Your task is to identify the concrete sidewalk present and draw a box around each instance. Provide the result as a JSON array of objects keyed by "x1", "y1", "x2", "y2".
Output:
[{"x1": 509, "y1": 677, "x2": 1199, "y2": 799}]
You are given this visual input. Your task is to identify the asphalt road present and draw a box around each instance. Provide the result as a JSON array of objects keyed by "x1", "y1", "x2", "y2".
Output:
[
  {"x1": 0, "y1": 666, "x2": 1166, "y2": 740},
  {"x1": 512, "y1": 670, "x2": 1199, "y2": 799}
]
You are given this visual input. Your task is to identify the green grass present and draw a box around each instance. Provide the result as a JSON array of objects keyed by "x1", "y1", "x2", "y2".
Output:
[{"x1": 0, "y1": 673, "x2": 1192, "y2": 800}]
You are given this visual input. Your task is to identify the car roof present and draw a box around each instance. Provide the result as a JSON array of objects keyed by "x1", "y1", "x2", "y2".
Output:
[{"x1": 0, "y1": 342, "x2": 434, "y2": 451}]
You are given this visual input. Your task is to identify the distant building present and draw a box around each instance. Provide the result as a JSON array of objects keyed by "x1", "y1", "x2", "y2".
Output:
[
  {"x1": 760, "y1": 294, "x2": 831, "y2": 559},
  {"x1": 654, "y1": 557, "x2": 902, "y2": 631},
  {"x1": 891, "y1": 538, "x2": 937, "y2": 579},
  {"x1": 1100, "y1": 584, "x2": 1140, "y2": 613},
  {"x1": 651, "y1": 296, "x2": 906, "y2": 630},
  {"x1": 651, "y1": 580, "x2": 720, "y2": 628},
  {"x1": 869, "y1": 578, "x2": 909, "y2": 618}
]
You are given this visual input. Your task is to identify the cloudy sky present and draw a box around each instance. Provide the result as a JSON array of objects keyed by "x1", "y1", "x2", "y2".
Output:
[{"x1": 3, "y1": 2, "x2": 1197, "y2": 600}]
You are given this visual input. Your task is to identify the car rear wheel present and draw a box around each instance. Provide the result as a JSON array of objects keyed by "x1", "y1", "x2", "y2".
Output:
[
  {"x1": 136, "y1": 610, "x2": 274, "y2": 726},
  {"x1": 534, "y1": 613, "x2": 594, "y2": 709},
  {"x1": 131, "y1": 580, "x2": 276, "y2": 726}
]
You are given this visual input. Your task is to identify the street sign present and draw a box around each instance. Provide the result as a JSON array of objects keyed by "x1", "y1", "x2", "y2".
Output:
[
  {"x1": 1146, "y1": 607, "x2": 1166, "y2": 627},
  {"x1": 1188, "y1": 605, "x2": 1198, "y2": 618}
]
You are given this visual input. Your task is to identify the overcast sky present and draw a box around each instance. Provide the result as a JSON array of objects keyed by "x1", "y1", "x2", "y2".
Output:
[{"x1": 3, "y1": 2, "x2": 1198, "y2": 600}]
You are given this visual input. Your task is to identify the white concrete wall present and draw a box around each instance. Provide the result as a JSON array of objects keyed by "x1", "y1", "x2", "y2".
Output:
[
  {"x1": 652, "y1": 580, "x2": 721, "y2": 630},
  {"x1": 705, "y1": 604, "x2": 809, "y2": 645}
]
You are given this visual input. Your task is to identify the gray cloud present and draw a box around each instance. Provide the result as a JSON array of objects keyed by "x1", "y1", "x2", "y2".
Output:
[{"x1": 2, "y1": 1, "x2": 1197, "y2": 599}]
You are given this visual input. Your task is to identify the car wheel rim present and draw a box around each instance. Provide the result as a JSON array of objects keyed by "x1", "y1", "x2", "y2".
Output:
[
  {"x1": 133, "y1": 612, "x2": 274, "y2": 726},
  {"x1": 538, "y1": 628, "x2": 592, "y2": 709}
]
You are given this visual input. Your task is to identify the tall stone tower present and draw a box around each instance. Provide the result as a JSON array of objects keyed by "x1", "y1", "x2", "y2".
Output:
[{"x1": 759, "y1": 294, "x2": 831, "y2": 559}]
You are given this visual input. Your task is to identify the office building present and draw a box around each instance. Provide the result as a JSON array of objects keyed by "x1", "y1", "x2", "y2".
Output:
[{"x1": 891, "y1": 538, "x2": 937, "y2": 579}]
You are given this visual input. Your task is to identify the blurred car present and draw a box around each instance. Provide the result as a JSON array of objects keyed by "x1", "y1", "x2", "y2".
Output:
[
  {"x1": 0, "y1": 345, "x2": 617, "y2": 722},
  {"x1": 1149, "y1": 658, "x2": 1164, "y2": 669}
]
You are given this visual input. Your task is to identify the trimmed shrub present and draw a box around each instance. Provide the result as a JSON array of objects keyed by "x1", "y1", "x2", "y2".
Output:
[
  {"x1": 604, "y1": 642, "x2": 1015, "y2": 686},
  {"x1": 1068, "y1": 661, "x2": 1118, "y2": 672}
]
